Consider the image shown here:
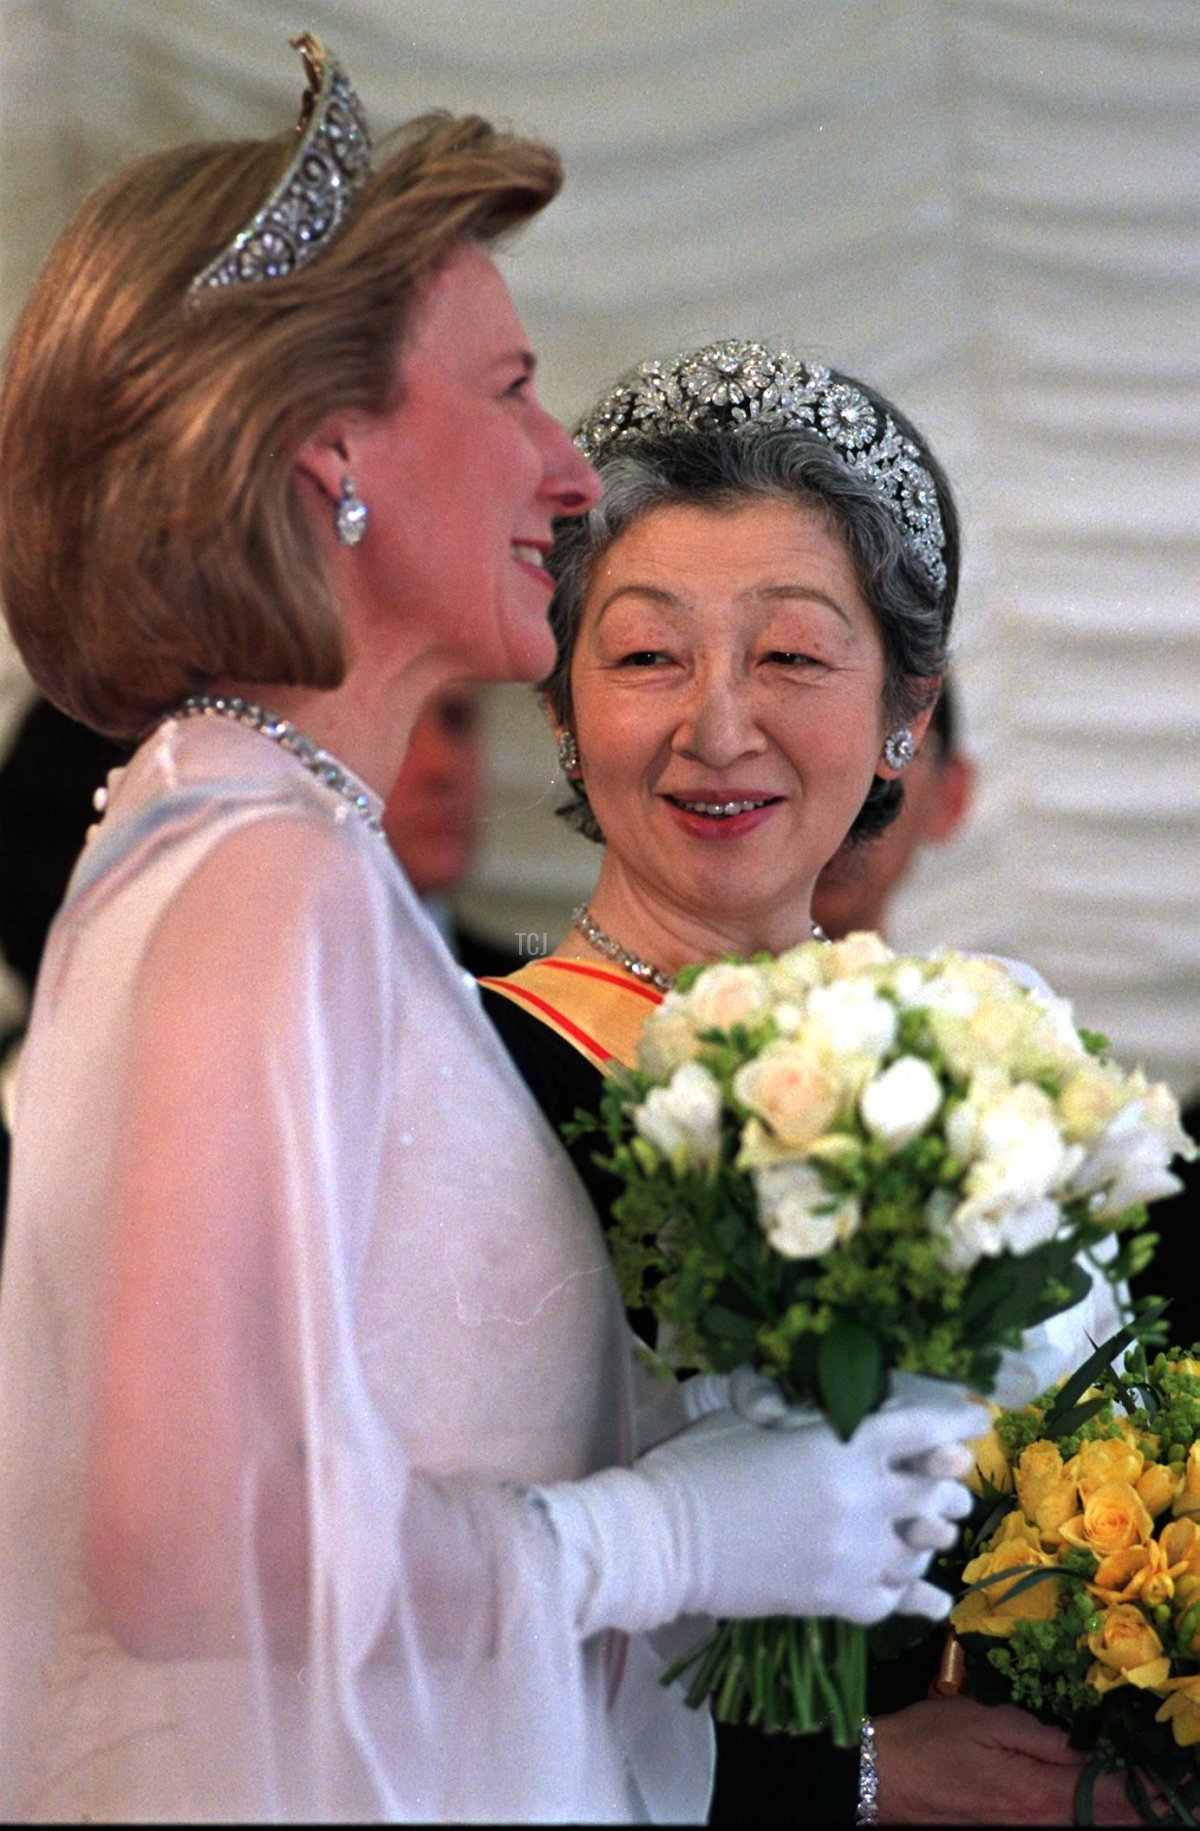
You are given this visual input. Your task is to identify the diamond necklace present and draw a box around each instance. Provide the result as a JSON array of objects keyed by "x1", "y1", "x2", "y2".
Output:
[
  {"x1": 571, "y1": 902, "x2": 829, "y2": 993},
  {"x1": 170, "y1": 694, "x2": 384, "y2": 836}
]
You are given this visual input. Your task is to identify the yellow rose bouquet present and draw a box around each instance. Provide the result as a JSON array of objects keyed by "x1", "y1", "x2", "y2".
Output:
[
  {"x1": 948, "y1": 1342, "x2": 1200, "y2": 1822},
  {"x1": 573, "y1": 933, "x2": 1194, "y2": 1745}
]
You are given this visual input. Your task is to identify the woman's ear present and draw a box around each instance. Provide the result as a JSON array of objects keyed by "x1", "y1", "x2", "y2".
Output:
[{"x1": 294, "y1": 425, "x2": 353, "y2": 511}]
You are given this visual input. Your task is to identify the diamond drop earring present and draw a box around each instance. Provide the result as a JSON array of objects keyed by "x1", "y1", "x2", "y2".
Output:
[
  {"x1": 334, "y1": 474, "x2": 369, "y2": 546},
  {"x1": 883, "y1": 727, "x2": 915, "y2": 771}
]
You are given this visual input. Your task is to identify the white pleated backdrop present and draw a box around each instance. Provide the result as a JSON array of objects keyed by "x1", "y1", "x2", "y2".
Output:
[{"x1": 1, "y1": 0, "x2": 1196, "y2": 1096}]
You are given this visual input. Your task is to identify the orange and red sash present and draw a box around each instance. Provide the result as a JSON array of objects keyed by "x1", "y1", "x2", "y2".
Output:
[{"x1": 477, "y1": 958, "x2": 663, "y2": 1076}]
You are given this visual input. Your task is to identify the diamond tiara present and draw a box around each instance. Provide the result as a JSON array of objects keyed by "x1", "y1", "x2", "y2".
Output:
[
  {"x1": 574, "y1": 340, "x2": 948, "y2": 596},
  {"x1": 189, "y1": 33, "x2": 372, "y2": 294}
]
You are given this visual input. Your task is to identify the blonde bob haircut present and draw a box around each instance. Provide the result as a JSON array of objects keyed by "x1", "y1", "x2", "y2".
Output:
[{"x1": 0, "y1": 112, "x2": 561, "y2": 740}]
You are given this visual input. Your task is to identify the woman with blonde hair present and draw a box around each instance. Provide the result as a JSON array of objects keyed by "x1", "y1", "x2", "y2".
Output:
[{"x1": 0, "y1": 39, "x2": 985, "y2": 1824}]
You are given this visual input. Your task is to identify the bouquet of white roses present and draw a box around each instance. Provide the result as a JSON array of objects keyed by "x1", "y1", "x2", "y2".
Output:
[{"x1": 576, "y1": 932, "x2": 1194, "y2": 1745}]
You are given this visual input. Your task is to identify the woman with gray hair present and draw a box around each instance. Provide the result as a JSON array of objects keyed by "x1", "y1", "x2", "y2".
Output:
[{"x1": 482, "y1": 342, "x2": 1138, "y2": 1824}]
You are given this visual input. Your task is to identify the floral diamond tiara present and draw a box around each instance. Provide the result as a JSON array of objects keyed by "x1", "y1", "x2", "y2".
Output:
[
  {"x1": 574, "y1": 340, "x2": 948, "y2": 595},
  {"x1": 190, "y1": 33, "x2": 371, "y2": 293}
]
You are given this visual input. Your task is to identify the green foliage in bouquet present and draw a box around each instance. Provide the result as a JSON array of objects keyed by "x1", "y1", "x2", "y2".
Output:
[{"x1": 565, "y1": 935, "x2": 1194, "y2": 1746}]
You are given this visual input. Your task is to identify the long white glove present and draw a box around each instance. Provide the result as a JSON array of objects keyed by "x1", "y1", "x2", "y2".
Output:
[{"x1": 524, "y1": 1378, "x2": 987, "y2": 1640}]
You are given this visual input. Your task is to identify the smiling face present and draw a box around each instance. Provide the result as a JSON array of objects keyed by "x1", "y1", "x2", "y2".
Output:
[
  {"x1": 568, "y1": 495, "x2": 918, "y2": 963},
  {"x1": 346, "y1": 242, "x2": 599, "y2": 685}
]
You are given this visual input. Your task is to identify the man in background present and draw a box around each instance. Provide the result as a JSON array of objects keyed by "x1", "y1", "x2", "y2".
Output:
[
  {"x1": 383, "y1": 683, "x2": 520, "y2": 978},
  {"x1": 812, "y1": 680, "x2": 975, "y2": 941}
]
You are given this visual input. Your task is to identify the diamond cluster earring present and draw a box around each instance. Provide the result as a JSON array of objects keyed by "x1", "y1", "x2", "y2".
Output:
[
  {"x1": 556, "y1": 730, "x2": 580, "y2": 774},
  {"x1": 883, "y1": 727, "x2": 915, "y2": 770}
]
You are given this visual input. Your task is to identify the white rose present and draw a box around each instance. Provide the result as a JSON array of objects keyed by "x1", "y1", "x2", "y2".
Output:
[
  {"x1": 633, "y1": 1061, "x2": 724, "y2": 1169},
  {"x1": 1056, "y1": 1059, "x2": 1130, "y2": 1144},
  {"x1": 1067, "y1": 1081, "x2": 1195, "y2": 1219},
  {"x1": 805, "y1": 978, "x2": 898, "y2": 1058},
  {"x1": 932, "y1": 1184, "x2": 1063, "y2": 1273},
  {"x1": 860, "y1": 1055, "x2": 943, "y2": 1151},
  {"x1": 941, "y1": 992, "x2": 1071, "y2": 1082},
  {"x1": 946, "y1": 954, "x2": 1024, "y2": 1003},
  {"x1": 890, "y1": 961, "x2": 933, "y2": 1010},
  {"x1": 1025, "y1": 987, "x2": 1086, "y2": 1056},
  {"x1": 824, "y1": 931, "x2": 895, "y2": 977},
  {"x1": 765, "y1": 945, "x2": 826, "y2": 1002},
  {"x1": 753, "y1": 1159, "x2": 860, "y2": 1259},
  {"x1": 917, "y1": 955, "x2": 1022, "y2": 1033},
  {"x1": 772, "y1": 999, "x2": 805, "y2": 1035},
  {"x1": 739, "y1": 1118, "x2": 860, "y2": 1172},
  {"x1": 930, "y1": 1204, "x2": 999, "y2": 1273},
  {"x1": 733, "y1": 1040, "x2": 843, "y2": 1151},
  {"x1": 917, "y1": 965, "x2": 984, "y2": 1020},
  {"x1": 637, "y1": 999, "x2": 701, "y2": 1078},
  {"x1": 998, "y1": 1196, "x2": 1063, "y2": 1256},
  {"x1": 949, "y1": 1075, "x2": 1077, "y2": 1205},
  {"x1": 685, "y1": 963, "x2": 772, "y2": 1033}
]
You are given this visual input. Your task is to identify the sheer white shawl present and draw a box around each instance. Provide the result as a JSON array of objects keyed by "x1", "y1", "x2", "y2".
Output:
[{"x1": 0, "y1": 718, "x2": 711, "y2": 1823}]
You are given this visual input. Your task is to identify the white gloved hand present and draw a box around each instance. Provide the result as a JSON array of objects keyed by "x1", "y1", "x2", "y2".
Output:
[
  {"x1": 527, "y1": 1381, "x2": 987, "y2": 1640},
  {"x1": 676, "y1": 1364, "x2": 791, "y2": 1426}
]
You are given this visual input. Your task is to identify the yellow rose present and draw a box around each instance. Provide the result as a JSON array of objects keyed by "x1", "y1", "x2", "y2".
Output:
[
  {"x1": 1076, "y1": 1436, "x2": 1144, "y2": 1498},
  {"x1": 951, "y1": 1538, "x2": 1061, "y2": 1639},
  {"x1": 1086, "y1": 1603, "x2": 1170, "y2": 1695},
  {"x1": 1091, "y1": 1545, "x2": 1162, "y2": 1607},
  {"x1": 1015, "y1": 1442, "x2": 1079, "y2": 1534},
  {"x1": 1156, "y1": 1676, "x2": 1200, "y2": 1747},
  {"x1": 994, "y1": 1511, "x2": 1045, "y2": 1551},
  {"x1": 1059, "y1": 1479, "x2": 1154, "y2": 1558},
  {"x1": 967, "y1": 1419, "x2": 1014, "y2": 1496},
  {"x1": 1137, "y1": 1461, "x2": 1183, "y2": 1519},
  {"x1": 1160, "y1": 1518, "x2": 1200, "y2": 1578},
  {"x1": 1172, "y1": 1444, "x2": 1200, "y2": 1520}
]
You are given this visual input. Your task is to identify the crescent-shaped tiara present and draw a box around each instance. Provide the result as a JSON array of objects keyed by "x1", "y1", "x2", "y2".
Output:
[
  {"x1": 189, "y1": 33, "x2": 372, "y2": 293},
  {"x1": 574, "y1": 340, "x2": 948, "y2": 596}
]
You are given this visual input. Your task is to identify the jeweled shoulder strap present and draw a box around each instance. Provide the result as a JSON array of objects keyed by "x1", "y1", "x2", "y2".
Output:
[{"x1": 478, "y1": 958, "x2": 663, "y2": 1075}]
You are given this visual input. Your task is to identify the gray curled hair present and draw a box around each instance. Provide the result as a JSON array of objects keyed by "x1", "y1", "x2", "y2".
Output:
[{"x1": 543, "y1": 405, "x2": 959, "y2": 847}]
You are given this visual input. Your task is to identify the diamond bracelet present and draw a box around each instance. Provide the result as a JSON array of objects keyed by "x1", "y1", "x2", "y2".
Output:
[{"x1": 856, "y1": 1716, "x2": 879, "y2": 1824}]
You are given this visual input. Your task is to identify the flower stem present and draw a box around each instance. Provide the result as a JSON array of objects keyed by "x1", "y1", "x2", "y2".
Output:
[{"x1": 805, "y1": 1617, "x2": 853, "y2": 1746}]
